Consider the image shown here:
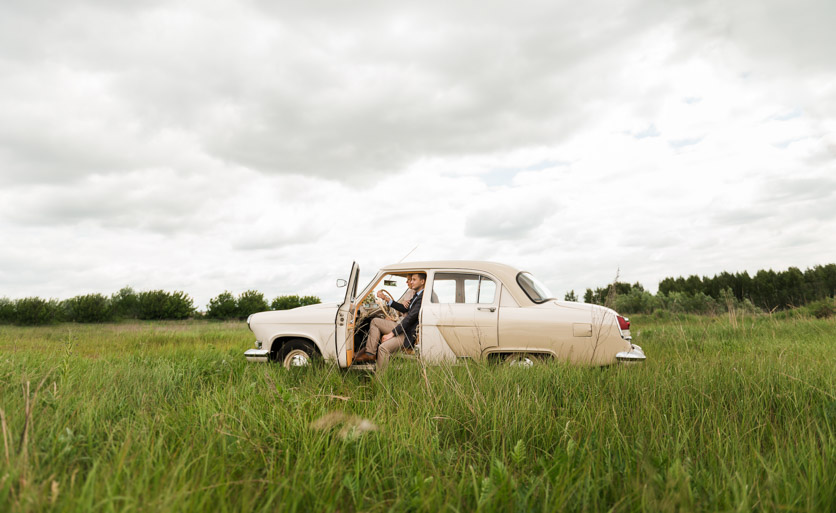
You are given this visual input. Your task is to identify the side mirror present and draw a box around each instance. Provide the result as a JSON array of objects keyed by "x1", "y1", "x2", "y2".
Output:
[{"x1": 336, "y1": 279, "x2": 347, "y2": 288}]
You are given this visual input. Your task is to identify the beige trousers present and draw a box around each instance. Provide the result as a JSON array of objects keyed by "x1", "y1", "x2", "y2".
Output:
[{"x1": 366, "y1": 317, "x2": 405, "y2": 372}]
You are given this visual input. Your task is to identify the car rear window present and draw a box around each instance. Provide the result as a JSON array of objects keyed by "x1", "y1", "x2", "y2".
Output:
[{"x1": 516, "y1": 272, "x2": 555, "y2": 304}]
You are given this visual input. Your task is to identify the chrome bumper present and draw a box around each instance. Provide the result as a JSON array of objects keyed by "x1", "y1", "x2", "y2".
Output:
[
  {"x1": 616, "y1": 344, "x2": 646, "y2": 363},
  {"x1": 244, "y1": 349, "x2": 269, "y2": 362}
]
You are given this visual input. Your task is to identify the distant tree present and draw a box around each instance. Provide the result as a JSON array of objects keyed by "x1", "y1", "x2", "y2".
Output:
[
  {"x1": 804, "y1": 266, "x2": 827, "y2": 300},
  {"x1": 63, "y1": 293, "x2": 113, "y2": 323},
  {"x1": 0, "y1": 298, "x2": 14, "y2": 324},
  {"x1": 780, "y1": 266, "x2": 806, "y2": 307},
  {"x1": 111, "y1": 287, "x2": 140, "y2": 319},
  {"x1": 137, "y1": 290, "x2": 194, "y2": 320},
  {"x1": 564, "y1": 290, "x2": 578, "y2": 302},
  {"x1": 137, "y1": 290, "x2": 169, "y2": 320},
  {"x1": 583, "y1": 282, "x2": 637, "y2": 305},
  {"x1": 206, "y1": 291, "x2": 238, "y2": 320},
  {"x1": 684, "y1": 275, "x2": 702, "y2": 295},
  {"x1": 167, "y1": 291, "x2": 196, "y2": 319},
  {"x1": 822, "y1": 264, "x2": 836, "y2": 297},
  {"x1": 738, "y1": 271, "x2": 753, "y2": 301},
  {"x1": 580, "y1": 263, "x2": 836, "y2": 315},
  {"x1": 583, "y1": 289, "x2": 594, "y2": 304},
  {"x1": 752, "y1": 269, "x2": 778, "y2": 311},
  {"x1": 271, "y1": 295, "x2": 321, "y2": 310},
  {"x1": 13, "y1": 297, "x2": 61, "y2": 325},
  {"x1": 237, "y1": 290, "x2": 269, "y2": 318},
  {"x1": 658, "y1": 276, "x2": 677, "y2": 296}
]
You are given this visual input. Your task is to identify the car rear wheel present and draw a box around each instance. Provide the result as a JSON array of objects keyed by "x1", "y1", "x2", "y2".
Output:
[
  {"x1": 278, "y1": 339, "x2": 318, "y2": 370},
  {"x1": 504, "y1": 353, "x2": 542, "y2": 368}
]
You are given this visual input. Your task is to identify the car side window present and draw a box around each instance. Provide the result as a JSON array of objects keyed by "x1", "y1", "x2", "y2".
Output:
[
  {"x1": 463, "y1": 276, "x2": 479, "y2": 303},
  {"x1": 478, "y1": 278, "x2": 496, "y2": 304},
  {"x1": 431, "y1": 273, "x2": 497, "y2": 304},
  {"x1": 431, "y1": 277, "x2": 458, "y2": 304}
]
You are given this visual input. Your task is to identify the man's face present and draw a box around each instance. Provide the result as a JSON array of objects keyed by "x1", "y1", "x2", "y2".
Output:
[{"x1": 408, "y1": 274, "x2": 425, "y2": 291}]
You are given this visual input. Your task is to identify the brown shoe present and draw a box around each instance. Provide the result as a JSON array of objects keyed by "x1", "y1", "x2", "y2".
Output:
[{"x1": 353, "y1": 352, "x2": 376, "y2": 364}]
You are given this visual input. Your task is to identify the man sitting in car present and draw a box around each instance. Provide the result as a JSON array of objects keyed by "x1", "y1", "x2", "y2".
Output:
[
  {"x1": 354, "y1": 272, "x2": 426, "y2": 370},
  {"x1": 389, "y1": 277, "x2": 415, "y2": 320}
]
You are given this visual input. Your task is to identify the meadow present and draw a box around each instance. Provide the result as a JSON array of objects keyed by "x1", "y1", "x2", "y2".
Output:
[{"x1": 1, "y1": 314, "x2": 834, "y2": 512}]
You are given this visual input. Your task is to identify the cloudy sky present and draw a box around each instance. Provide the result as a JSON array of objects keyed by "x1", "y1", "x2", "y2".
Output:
[{"x1": 1, "y1": 0, "x2": 834, "y2": 309}]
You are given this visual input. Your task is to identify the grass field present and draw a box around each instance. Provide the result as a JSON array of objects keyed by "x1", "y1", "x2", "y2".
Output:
[{"x1": 1, "y1": 314, "x2": 835, "y2": 512}]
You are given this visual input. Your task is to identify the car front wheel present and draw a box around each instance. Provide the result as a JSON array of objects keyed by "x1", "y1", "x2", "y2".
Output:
[{"x1": 277, "y1": 339, "x2": 318, "y2": 370}]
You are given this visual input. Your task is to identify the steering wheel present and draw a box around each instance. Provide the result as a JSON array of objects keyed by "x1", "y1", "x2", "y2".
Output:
[{"x1": 374, "y1": 290, "x2": 397, "y2": 321}]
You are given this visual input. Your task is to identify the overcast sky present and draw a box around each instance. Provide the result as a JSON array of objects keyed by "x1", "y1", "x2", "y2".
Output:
[{"x1": 1, "y1": 0, "x2": 834, "y2": 309}]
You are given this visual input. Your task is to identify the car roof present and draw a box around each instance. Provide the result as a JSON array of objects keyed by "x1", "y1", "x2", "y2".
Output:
[
  {"x1": 382, "y1": 260, "x2": 520, "y2": 274},
  {"x1": 379, "y1": 260, "x2": 534, "y2": 305}
]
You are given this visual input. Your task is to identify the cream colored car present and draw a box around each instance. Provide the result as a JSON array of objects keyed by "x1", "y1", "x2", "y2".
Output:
[{"x1": 244, "y1": 261, "x2": 645, "y2": 369}]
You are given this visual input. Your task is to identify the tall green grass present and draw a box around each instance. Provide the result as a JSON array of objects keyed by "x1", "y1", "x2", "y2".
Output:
[{"x1": 1, "y1": 315, "x2": 834, "y2": 512}]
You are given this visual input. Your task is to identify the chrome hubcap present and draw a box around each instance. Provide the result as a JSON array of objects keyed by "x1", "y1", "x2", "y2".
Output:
[
  {"x1": 285, "y1": 350, "x2": 310, "y2": 368},
  {"x1": 509, "y1": 356, "x2": 535, "y2": 368}
]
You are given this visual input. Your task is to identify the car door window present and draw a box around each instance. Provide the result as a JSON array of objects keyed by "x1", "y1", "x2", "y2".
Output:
[
  {"x1": 431, "y1": 277, "x2": 457, "y2": 303},
  {"x1": 432, "y1": 273, "x2": 497, "y2": 304},
  {"x1": 463, "y1": 276, "x2": 480, "y2": 303},
  {"x1": 478, "y1": 278, "x2": 496, "y2": 304}
]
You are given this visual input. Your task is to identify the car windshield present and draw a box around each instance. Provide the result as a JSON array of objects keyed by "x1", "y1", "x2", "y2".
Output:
[{"x1": 517, "y1": 272, "x2": 555, "y2": 303}]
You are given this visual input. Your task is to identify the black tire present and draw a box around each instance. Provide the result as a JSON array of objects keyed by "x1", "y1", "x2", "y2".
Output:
[{"x1": 277, "y1": 339, "x2": 319, "y2": 370}]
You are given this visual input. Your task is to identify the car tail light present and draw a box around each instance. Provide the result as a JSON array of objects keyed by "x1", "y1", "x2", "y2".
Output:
[{"x1": 617, "y1": 315, "x2": 630, "y2": 330}]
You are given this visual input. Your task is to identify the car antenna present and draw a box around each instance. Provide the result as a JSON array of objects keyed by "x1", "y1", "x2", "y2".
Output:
[{"x1": 398, "y1": 245, "x2": 418, "y2": 263}]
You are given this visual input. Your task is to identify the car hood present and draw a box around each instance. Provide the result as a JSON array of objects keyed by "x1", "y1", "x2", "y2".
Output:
[{"x1": 249, "y1": 302, "x2": 339, "y2": 325}]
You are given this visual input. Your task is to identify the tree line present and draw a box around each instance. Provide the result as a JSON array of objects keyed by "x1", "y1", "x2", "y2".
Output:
[
  {"x1": 577, "y1": 263, "x2": 836, "y2": 317},
  {"x1": 0, "y1": 287, "x2": 321, "y2": 326},
  {"x1": 4, "y1": 263, "x2": 834, "y2": 325}
]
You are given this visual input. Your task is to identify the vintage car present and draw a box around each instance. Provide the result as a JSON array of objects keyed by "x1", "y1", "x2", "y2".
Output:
[{"x1": 244, "y1": 260, "x2": 646, "y2": 369}]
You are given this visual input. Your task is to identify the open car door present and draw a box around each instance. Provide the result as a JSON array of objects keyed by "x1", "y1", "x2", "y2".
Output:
[{"x1": 335, "y1": 261, "x2": 359, "y2": 368}]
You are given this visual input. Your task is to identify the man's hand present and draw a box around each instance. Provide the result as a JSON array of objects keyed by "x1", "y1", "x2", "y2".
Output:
[
  {"x1": 382, "y1": 333, "x2": 393, "y2": 342},
  {"x1": 376, "y1": 290, "x2": 387, "y2": 299}
]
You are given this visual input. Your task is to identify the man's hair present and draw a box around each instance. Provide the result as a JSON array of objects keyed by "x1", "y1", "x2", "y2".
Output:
[{"x1": 415, "y1": 272, "x2": 427, "y2": 281}]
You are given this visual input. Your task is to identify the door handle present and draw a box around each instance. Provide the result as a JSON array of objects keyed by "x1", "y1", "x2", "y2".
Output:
[{"x1": 477, "y1": 307, "x2": 496, "y2": 312}]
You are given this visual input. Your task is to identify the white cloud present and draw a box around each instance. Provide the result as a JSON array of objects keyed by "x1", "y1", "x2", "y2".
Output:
[{"x1": 0, "y1": 0, "x2": 834, "y2": 307}]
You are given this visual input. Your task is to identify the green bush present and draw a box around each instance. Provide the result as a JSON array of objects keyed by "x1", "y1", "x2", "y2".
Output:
[
  {"x1": 63, "y1": 293, "x2": 114, "y2": 323},
  {"x1": 137, "y1": 290, "x2": 194, "y2": 320},
  {"x1": 13, "y1": 297, "x2": 61, "y2": 325},
  {"x1": 167, "y1": 291, "x2": 196, "y2": 319},
  {"x1": 207, "y1": 291, "x2": 238, "y2": 320},
  {"x1": 271, "y1": 294, "x2": 321, "y2": 311},
  {"x1": 651, "y1": 309, "x2": 672, "y2": 320},
  {"x1": 137, "y1": 290, "x2": 170, "y2": 320},
  {"x1": 614, "y1": 290, "x2": 659, "y2": 314},
  {"x1": 735, "y1": 298, "x2": 760, "y2": 315},
  {"x1": 112, "y1": 287, "x2": 140, "y2": 319},
  {"x1": 808, "y1": 299, "x2": 835, "y2": 319},
  {"x1": 658, "y1": 291, "x2": 721, "y2": 315},
  {"x1": 237, "y1": 290, "x2": 269, "y2": 318}
]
